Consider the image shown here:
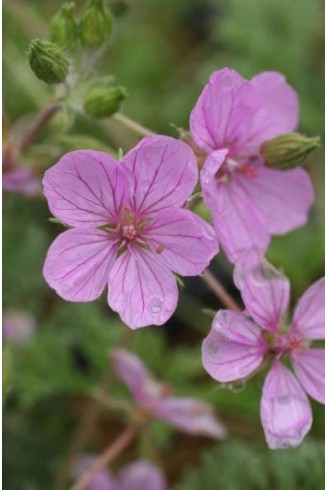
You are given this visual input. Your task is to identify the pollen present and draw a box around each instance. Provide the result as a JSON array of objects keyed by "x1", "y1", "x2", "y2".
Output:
[
  {"x1": 155, "y1": 244, "x2": 164, "y2": 254},
  {"x1": 121, "y1": 223, "x2": 138, "y2": 240}
]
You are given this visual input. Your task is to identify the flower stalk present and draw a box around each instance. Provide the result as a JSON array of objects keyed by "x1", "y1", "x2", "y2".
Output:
[{"x1": 69, "y1": 423, "x2": 144, "y2": 490}]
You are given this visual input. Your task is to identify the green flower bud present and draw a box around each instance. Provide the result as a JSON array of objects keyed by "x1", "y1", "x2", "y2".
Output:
[
  {"x1": 261, "y1": 133, "x2": 320, "y2": 169},
  {"x1": 83, "y1": 86, "x2": 127, "y2": 118},
  {"x1": 49, "y1": 2, "x2": 78, "y2": 51},
  {"x1": 79, "y1": 0, "x2": 113, "y2": 48},
  {"x1": 28, "y1": 39, "x2": 69, "y2": 84}
]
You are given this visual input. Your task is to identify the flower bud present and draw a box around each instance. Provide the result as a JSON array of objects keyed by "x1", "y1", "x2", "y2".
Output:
[
  {"x1": 28, "y1": 39, "x2": 69, "y2": 84},
  {"x1": 261, "y1": 133, "x2": 320, "y2": 169},
  {"x1": 79, "y1": 0, "x2": 113, "y2": 48},
  {"x1": 83, "y1": 86, "x2": 127, "y2": 118},
  {"x1": 49, "y1": 2, "x2": 78, "y2": 51}
]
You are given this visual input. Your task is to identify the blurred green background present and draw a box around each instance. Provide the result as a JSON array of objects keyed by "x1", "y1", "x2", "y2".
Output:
[{"x1": 3, "y1": 0, "x2": 324, "y2": 488}]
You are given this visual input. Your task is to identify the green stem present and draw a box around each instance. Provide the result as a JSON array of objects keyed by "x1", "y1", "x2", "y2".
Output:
[{"x1": 113, "y1": 113, "x2": 154, "y2": 138}]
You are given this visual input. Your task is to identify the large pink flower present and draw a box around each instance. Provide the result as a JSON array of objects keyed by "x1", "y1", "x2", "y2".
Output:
[
  {"x1": 111, "y1": 349, "x2": 226, "y2": 439},
  {"x1": 190, "y1": 68, "x2": 314, "y2": 262},
  {"x1": 202, "y1": 249, "x2": 324, "y2": 449},
  {"x1": 42, "y1": 136, "x2": 218, "y2": 329}
]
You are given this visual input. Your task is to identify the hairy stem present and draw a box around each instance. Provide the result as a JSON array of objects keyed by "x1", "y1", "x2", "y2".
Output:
[
  {"x1": 18, "y1": 102, "x2": 62, "y2": 152},
  {"x1": 202, "y1": 269, "x2": 241, "y2": 312},
  {"x1": 70, "y1": 424, "x2": 142, "y2": 490},
  {"x1": 113, "y1": 113, "x2": 154, "y2": 138}
]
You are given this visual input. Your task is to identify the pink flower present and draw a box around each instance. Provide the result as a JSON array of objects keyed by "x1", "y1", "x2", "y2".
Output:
[
  {"x1": 118, "y1": 461, "x2": 166, "y2": 490},
  {"x1": 3, "y1": 167, "x2": 42, "y2": 197},
  {"x1": 74, "y1": 457, "x2": 166, "y2": 490},
  {"x1": 3, "y1": 310, "x2": 36, "y2": 345},
  {"x1": 42, "y1": 136, "x2": 218, "y2": 329},
  {"x1": 111, "y1": 349, "x2": 226, "y2": 439},
  {"x1": 190, "y1": 68, "x2": 314, "y2": 262},
  {"x1": 202, "y1": 249, "x2": 324, "y2": 449},
  {"x1": 2, "y1": 143, "x2": 42, "y2": 197}
]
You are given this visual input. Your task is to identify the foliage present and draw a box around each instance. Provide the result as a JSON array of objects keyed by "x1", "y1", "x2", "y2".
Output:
[{"x1": 175, "y1": 439, "x2": 325, "y2": 490}]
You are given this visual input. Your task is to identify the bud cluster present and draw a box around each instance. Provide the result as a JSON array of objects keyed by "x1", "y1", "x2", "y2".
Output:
[
  {"x1": 27, "y1": 0, "x2": 127, "y2": 117},
  {"x1": 28, "y1": 0, "x2": 114, "y2": 85}
]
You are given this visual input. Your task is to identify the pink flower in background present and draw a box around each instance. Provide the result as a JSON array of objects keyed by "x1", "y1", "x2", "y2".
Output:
[
  {"x1": 3, "y1": 167, "x2": 42, "y2": 197},
  {"x1": 3, "y1": 310, "x2": 36, "y2": 345},
  {"x1": 118, "y1": 461, "x2": 166, "y2": 490},
  {"x1": 42, "y1": 136, "x2": 218, "y2": 329},
  {"x1": 74, "y1": 457, "x2": 166, "y2": 490},
  {"x1": 3, "y1": 144, "x2": 41, "y2": 197},
  {"x1": 202, "y1": 249, "x2": 324, "y2": 449},
  {"x1": 190, "y1": 68, "x2": 314, "y2": 262},
  {"x1": 111, "y1": 349, "x2": 226, "y2": 439}
]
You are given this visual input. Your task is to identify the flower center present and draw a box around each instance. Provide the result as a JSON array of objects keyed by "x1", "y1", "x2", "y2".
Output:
[
  {"x1": 263, "y1": 330, "x2": 307, "y2": 358},
  {"x1": 121, "y1": 223, "x2": 137, "y2": 240},
  {"x1": 215, "y1": 156, "x2": 258, "y2": 183},
  {"x1": 118, "y1": 206, "x2": 152, "y2": 242}
]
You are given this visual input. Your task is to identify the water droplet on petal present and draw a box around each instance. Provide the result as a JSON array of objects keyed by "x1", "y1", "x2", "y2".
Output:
[
  {"x1": 149, "y1": 297, "x2": 163, "y2": 314},
  {"x1": 277, "y1": 395, "x2": 290, "y2": 406}
]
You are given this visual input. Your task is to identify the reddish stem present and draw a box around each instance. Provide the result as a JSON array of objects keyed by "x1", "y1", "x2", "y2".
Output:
[
  {"x1": 202, "y1": 269, "x2": 241, "y2": 312},
  {"x1": 69, "y1": 424, "x2": 141, "y2": 490}
]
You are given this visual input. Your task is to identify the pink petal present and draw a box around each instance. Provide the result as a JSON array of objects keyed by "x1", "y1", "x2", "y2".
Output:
[
  {"x1": 190, "y1": 68, "x2": 249, "y2": 152},
  {"x1": 201, "y1": 153, "x2": 270, "y2": 262},
  {"x1": 234, "y1": 166, "x2": 314, "y2": 235},
  {"x1": 234, "y1": 249, "x2": 290, "y2": 331},
  {"x1": 190, "y1": 69, "x2": 298, "y2": 156},
  {"x1": 292, "y1": 277, "x2": 325, "y2": 340},
  {"x1": 154, "y1": 397, "x2": 227, "y2": 439},
  {"x1": 202, "y1": 310, "x2": 265, "y2": 382},
  {"x1": 121, "y1": 136, "x2": 197, "y2": 215},
  {"x1": 43, "y1": 150, "x2": 129, "y2": 227},
  {"x1": 3, "y1": 167, "x2": 41, "y2": 197},
  {"x1": 118, "y1": 461, "x2": 167, "y2": 490},
  {"x1": 107, "y1": 247, "x2": 178, "y2": 329},
  {"x1": 235, "y1": 72, "x2": 299, "y2": 154},
  {"x1": 43, "y1": 228, "x2": 117, "y2": 302},
  {"x1": 260, "y1": 362, "x2": 312, "y2": 449},
  {"x1": 144, "y1": 208, "x2": 218, "y2": 276},
  {"x1": 110, "y1": 349, "x2": 158, "y2": 405},
  {"x1": 291, "y1": 348, "x2": 325, "y2": 404}
]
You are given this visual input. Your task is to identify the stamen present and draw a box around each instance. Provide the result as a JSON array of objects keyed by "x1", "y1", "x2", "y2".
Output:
[{"x1": 155, "y1": 244, "x2": 164, "y2": 254}]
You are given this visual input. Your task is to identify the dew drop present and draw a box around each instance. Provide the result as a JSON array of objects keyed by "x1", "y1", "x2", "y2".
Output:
[
  {"x1": 277, "y1": 395, "x2": 290, "y2": 406},
  {"x1": 149, "y1": 297, "x2": 163, "y2": 314}
]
